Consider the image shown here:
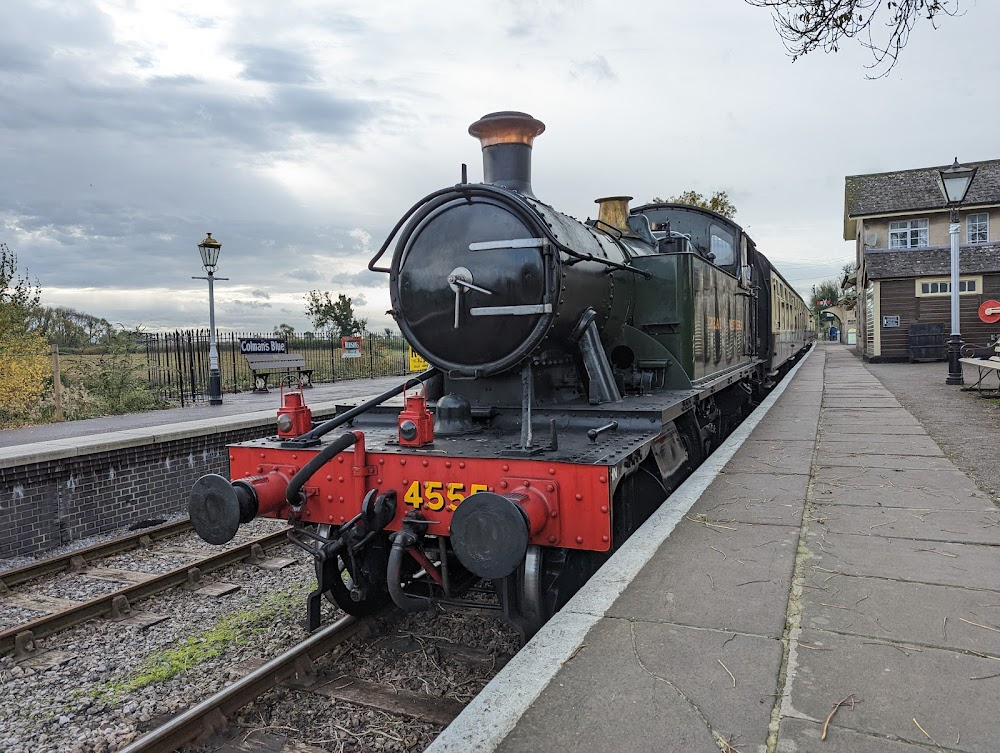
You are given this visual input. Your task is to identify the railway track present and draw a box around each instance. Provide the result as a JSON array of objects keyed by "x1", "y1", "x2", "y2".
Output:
[
  {"x1": 119, "y1": 614, "x2": 368, "y2": 753},
  {"x1": 0, "y1": 519, "x2": 193, "y2": 588},
  {"x1": 119, "y1": 608, "x2": 510, "y2": 753},
  {"x1": 0, "y1": 523, "x2": 291, "y2": 656}
]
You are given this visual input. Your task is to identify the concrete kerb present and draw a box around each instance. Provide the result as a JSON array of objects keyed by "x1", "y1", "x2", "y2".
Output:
[
  {"x1": 425, "y1": 349, "x2": 818, "y2": 753},
  {"x1": 0, "y1": 397, "x2": 356, "y2": 471}
]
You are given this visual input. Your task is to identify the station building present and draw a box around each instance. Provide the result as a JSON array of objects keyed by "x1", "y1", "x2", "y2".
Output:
[{"x1": 844, "y1": 159, "x2": 1000, "y2": 362}]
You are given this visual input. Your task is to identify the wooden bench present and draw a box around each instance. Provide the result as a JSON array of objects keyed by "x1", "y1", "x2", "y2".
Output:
[
  {"x1": 244, "y1": 352, "x2": 314, "y2": 393},
  {"x1": 959, "y1": 356, "x2": 1000, "y2": 393}
]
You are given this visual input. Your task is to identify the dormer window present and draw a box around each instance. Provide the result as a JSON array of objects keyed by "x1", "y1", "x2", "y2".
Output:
[{"x1": 889, "y1": 219, "x2": 929, "y2": 248}]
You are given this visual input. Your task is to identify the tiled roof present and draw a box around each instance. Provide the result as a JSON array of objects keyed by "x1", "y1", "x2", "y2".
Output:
[
  {"x1": 864, "y1": 244, "x2": 1000, "y2": 280},
  {"x1": 846, "y1": 160, "x2": 1000, "y2": 218}
]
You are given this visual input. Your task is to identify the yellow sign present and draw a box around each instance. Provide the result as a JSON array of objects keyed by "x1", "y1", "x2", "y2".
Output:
[{"x1": 408, "y1": 345, "x2": 430, "y2": 372}]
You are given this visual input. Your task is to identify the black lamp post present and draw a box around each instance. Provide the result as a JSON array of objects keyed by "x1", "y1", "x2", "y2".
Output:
[
  {"x1": 194, "y1": 232, "x2": 227, "y2": 405},
  {"x1": 936, "y1": 159, "x2": 978, "y2": 385}
]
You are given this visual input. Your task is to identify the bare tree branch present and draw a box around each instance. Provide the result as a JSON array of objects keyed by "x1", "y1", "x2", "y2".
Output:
[{"x1": 745, "y1": 0, "x2": 962, "y2": 78}]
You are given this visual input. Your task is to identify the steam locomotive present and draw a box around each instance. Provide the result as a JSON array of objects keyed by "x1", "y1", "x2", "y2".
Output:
[{"x1": 189, "y1": 112, "x2": 812, "y2": 641}]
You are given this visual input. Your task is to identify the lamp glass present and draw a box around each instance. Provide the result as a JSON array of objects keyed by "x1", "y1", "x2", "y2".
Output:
[
  {"x1": 937, "y1": 160, "x2": 977, "y2": 205},
  {"x1": 198, "y1": 233, "x2": 222, "y2": 270}
]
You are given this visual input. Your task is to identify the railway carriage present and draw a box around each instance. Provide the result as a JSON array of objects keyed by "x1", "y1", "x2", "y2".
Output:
[{"x1": 189, "y1": 112, "x2": 811, "y2": 641}]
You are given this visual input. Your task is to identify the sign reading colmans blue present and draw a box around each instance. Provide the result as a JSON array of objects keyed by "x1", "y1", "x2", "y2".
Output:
[{"x1": 239, "y1": 338, "x2": 288, "y2": 354}]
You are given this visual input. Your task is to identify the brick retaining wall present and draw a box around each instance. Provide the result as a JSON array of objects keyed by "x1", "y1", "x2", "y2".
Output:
[{"x1": 0, "y1": 410, "x2": 339, "y2": 559}]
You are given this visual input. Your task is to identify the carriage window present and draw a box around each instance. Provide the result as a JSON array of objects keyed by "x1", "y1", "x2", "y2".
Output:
[{"x1": 709, "y1": 225, "x2": 734, "y2": 266}]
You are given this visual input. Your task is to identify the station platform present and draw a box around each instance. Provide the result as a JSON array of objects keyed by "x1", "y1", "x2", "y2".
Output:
[{"x1": 428, "y1": 344, "x2": 1000, "y2": 753}]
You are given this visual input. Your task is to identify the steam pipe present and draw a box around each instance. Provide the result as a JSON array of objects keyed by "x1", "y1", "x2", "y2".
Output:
[
  {"x1": 387, "y1": 525, "x2": 429, "y2": 611},
  {"x1": 294, "y1": 368, "x2": 440, "y2": 442}
]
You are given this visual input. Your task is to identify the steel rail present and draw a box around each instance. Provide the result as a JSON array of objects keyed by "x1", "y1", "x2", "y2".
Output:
[
  {"x1": 0, "y1": 519, "x2": 193, "y2": 589},
  {"x1": 119, "y1": 614, "x2": 367, "y2": 753},
  {"x1": 1, "y1": 530, "x2": 289, "y2": 656}
]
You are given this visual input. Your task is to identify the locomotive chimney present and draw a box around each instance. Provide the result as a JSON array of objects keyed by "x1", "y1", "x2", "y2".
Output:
[
  {"x1": 595, "y1": 196, "x2": 634, "y2": 235},
  {"x1": 469, "y1": 111, "x2": 545, "y2": 198}
]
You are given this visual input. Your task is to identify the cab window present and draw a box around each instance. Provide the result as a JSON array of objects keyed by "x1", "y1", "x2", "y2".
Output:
[{"x1": 710, "y1": 224, "x2": 734, "y2": 266}]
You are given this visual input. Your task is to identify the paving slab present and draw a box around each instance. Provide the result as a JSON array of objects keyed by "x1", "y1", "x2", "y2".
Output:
[
  {"x1": 811, "y1": 504, "x2": 1000, "y2": 545},
  {"x1": 823, "y1": 398, "x2": 902, "y2": 409},
  {"x1": 811, "y1": 465, "x2": 985, "y2": 495},
  {"x1": 818, "y1": 424, "x2": 928, "y2": 436},
  {"x1": 807, "y1": 531, "x2": 1000, "y2": 592},
  {"x1": 818, "y1": 409, "x2": 921, "y2": 426},
  {"x1": 724, "y1": 438, "x2": 815, "y2": 475},
  {"x1": 814, "y1": 453, "x2": 957, "y2": 471},
  {"x1": 787, "y1": 628, "x2": 997, "y2": 752},
  {"x1": 799, "y1": 573, "x2": 1000, "y2": 656},
  {"x1": 810, "y1": 479, "x2": 996, "y2": 510},
  {"x1": 607, "y1": 519, "x2": 798, "y2": 637},
  {"x1": 746, "y1": 413, "x2": 819, "y2": 441},
  {"x1": 776, "y1": 717, "x2": 939, "y2": 753},
  {"x1": 496, "y1": 617, "x2": 783, "y2": 753},
  {"x1": 816, "y1": 435, "x2": 944, "y2": 457},
  {"x1": 691, "y1": 471, "x2": 809, "y2": 527}
]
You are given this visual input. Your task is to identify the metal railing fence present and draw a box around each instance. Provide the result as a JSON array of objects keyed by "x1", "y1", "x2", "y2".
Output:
[{"x1": 141, "y1": 330, "x2": 408, "y2": 405}]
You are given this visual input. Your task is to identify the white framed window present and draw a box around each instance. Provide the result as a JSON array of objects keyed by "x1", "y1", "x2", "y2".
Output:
[
  {"x1": 967, "y1": 213, "x2": 989, "y2": 244},
  {"x1": 889, "y1": 218, "x2": 929, "y2": 249},
  {"x1": 916, "y1": 276, "x2": 982, "y2": 297}
]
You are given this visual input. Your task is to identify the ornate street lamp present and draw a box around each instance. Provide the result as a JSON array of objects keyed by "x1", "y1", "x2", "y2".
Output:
[
  {"x1": 937, "y1": 159, "x2": 978, "y2": 385},
  {"x1": 194, "y1": 232, "x2": 227, "y2": 405}
]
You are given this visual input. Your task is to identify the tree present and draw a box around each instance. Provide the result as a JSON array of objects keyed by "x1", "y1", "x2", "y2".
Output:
[
  {"x1": 304, "y1": 291, "x2": 367, "y2": 337},
  {"x1": 0, "y1": 243, "x2": 48, "y2": 425},
  {"x1": 273, "y1": 323, "x2": 295, "y2": 339},
  {"x1": 745, "y1": 0, "x2": 960, "y2": 77},
  {"x1": 27, "y1": 305, "x2": 113, "y2": 350},
  {"x1": 650, "y1": 190, "x2": 737, "y2": 219}
]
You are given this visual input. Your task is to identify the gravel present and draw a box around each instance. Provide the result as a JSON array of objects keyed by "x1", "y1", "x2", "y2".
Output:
[
  {"x1": 0, "y1": 606, "x2": 46, "y2": 630},
  {"x1": 0, "y1": 513, "x2": 189, "y2": 574},
  {"x1": 98, "y1": 552, "x2": 195, "y2": 574},
  {"x1": 38, "y1": 573, "x2": 126, "y2": 600}
]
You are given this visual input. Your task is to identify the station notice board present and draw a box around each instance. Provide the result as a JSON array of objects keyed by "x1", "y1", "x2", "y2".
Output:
[{"x1": 341, "y1": 336, "x2": 362, "y2": 359}]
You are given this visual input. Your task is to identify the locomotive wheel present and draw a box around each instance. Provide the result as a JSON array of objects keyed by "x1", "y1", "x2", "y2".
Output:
[
  {"x1": 314, "y1": 555, "x2": 391, "y2": 617},
  {"x1": 498, "y1": 546, "x2": 602, "y2": 642},
  {"x1": 313, "y1": 524, "x2": 392, "y2": 617}
]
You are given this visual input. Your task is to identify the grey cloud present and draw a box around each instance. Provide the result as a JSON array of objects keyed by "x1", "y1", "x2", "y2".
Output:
[
  {"x1": 177, "y1": 13, "x2": 217, "y2": 30},
  {"x1": 570, "y1": 55, "x2": 616, "y2": 81},
  {"x1": 237, "y1": 45, "x2": 317, "y2": 84},
  {"x1": 0, "y1": 44, "x2": 41, "y2": 73},
  {"x1": 229, "y1": 299, "x2": 273, "y2": 310},
  {"x1": 352, "y1": 293, "x2": 368, "y2": 307},
  {"x1": 251, "y1": 289, "x2": 271, "y2": 299},
  {"x1": 0, "y1": 64, "x2": 379, "y2": 156},
  {"x1": 286, "y1": 268, "x2": 322, "y2": 282},
  {"x1": 272, "y1": 88, "x2": 375, "y2": 135},
  {"x1": 506, "y1": 21, "x2": 535, "y2": 38},
  {"x1": 333, "y1": 269, "x2": 388, "y2": 288}
]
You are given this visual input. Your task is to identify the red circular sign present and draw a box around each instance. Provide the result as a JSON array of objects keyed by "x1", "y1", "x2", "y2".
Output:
[{"x1": 978, "y1": 300, "x2": 1000, "y2": 324}]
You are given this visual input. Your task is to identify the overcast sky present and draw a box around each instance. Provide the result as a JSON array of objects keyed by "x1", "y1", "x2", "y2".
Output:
[{"x1": 3, "y1": 0, "x2": 996, "y2": 334}]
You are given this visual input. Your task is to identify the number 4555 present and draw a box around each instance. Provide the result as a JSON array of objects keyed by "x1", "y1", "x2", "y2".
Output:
[{"x1": 404, "y1": 481, "x2": 488, "y2": 511}]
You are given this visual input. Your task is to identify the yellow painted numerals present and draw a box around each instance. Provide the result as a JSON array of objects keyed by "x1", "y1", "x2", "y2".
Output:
[{"x1": 404, "y1": 481, "x2": 488, "y2": 511}]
